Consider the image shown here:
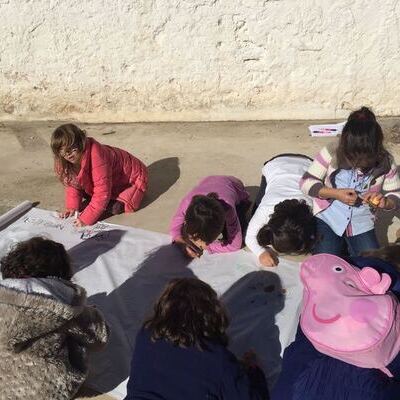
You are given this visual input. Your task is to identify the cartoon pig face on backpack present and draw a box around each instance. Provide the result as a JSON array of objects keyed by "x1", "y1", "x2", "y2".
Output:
[{"x1": 300, "y1": 254, "x2": 400, "y2": 376}]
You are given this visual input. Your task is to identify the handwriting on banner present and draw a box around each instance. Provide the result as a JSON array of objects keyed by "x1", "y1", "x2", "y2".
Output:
[
  {"x1": 23, "y1": 217, "x2": 110, "y2": 241},
  {"x1": 23, "y1": 216, "x2": 66, "y2": 231},
  {"x1": 79, "y1": 224, "x2": 110, "y2": 241}
]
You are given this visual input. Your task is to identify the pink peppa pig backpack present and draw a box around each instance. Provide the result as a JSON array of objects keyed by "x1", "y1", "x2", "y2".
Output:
[{"x1": 300, "y1": 253, "x2": 400, "y2": 377}]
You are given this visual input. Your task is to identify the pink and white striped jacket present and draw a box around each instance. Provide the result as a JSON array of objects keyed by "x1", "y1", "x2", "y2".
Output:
[{"x1": 300, "y1": 140, "x2": 400, "y2": 215}]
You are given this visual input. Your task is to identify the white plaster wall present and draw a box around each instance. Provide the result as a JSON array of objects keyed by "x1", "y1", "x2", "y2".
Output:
[{"x1": 1, "y1": 0, "x2": 400, "y2": 122}]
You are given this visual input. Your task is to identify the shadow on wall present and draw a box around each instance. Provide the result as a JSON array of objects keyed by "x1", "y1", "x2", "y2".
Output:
[
  {"x1": 68, "y1": 229, "x2": 126, "y2": 273},
  {"x1": 221, "y1": 270, "x2": 285, "y2": 391},
  {"x1": 86, "y1": 244, "x2": 196, "y2": 394},
  {"x1": 141, "y1": 157, "x2": 180, "y2": 208}
]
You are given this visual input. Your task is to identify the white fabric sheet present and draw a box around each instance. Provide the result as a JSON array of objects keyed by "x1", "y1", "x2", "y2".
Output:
[{"x1": 0, "y1": 206, "x2": 303, "y2": 399}]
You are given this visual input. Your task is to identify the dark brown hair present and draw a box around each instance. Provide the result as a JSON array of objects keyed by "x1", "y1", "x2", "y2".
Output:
[
  {"x1": 361, "y1": 244, "x2": 400, "y2": 273},
  {"x1": 182, "y1": 193, "x2": 226, "y2": 244},
  {"x1": 337, "y1": 106, "x2": 390, "y2": 170},
  {"x1": 257, "y1": 199, "x2": 316, "y2": 254},
  {"x1": 51, "y1": 123, "x2": 86, "y2": 184},
  {"x1": 1, "y1": 236, "x2": 72, "y2": 280},
  {"x1": 144, "y1": 278, "x2": 229, "y2": 349}
]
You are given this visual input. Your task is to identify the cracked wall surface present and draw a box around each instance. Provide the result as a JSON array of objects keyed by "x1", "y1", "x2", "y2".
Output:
[{"x1": 1, "y1": 0, "x2": 400, "y2": 122}]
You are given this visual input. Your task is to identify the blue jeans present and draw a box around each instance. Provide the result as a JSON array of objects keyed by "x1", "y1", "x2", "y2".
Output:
[{"x1": 313, "y1": 218, "x2": 379, "y2": 257}]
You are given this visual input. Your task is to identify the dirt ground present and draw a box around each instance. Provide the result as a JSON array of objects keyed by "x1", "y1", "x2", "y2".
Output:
[{"x1": 1, "y1": 119, "x2": 400, "y2": 399}]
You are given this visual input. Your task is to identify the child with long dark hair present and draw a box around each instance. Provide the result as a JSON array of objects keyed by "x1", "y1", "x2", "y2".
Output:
[
  {"x1": 0, "y1": 237, "x2": 109, "y2": 399},
  {"x1": 170, "y1": 176, "x2": 250, "y2": 257},
  {"x1": 301, "y1": 107, "x2": 400, "y2": 256},
  {"x1": 51, "y1": 123, "x2": 148, "y2": 226},
  {"x1": 124, "y1": 278, "x2": 269, "y2": 400}
]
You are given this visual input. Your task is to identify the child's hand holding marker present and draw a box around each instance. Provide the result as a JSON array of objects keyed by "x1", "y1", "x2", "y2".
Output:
[
  {"x1": 259, "y1": 248, "x2": 279, "y2": 267},
  {"x1": 73, "y1": 211, "x2": 86, "y2": 228},
  {"x1": 184, "y1": 239, "x2": 204, "y2": 258},
  {"x1": 173, "y1": 236, "x2": 204, "y2": 258},
  {"x1": 58, "y1": 208, "x2": 77, "y2": 218}
]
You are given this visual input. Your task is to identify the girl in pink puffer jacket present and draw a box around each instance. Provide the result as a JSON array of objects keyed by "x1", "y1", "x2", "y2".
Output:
[{"x1": 51, "y1": 123, "x2": 148, "y2": 227}]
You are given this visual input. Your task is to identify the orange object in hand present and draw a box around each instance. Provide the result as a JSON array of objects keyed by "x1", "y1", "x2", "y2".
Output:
[{"x1": 368, "y1": 197, "x2": 381, "y2": 207}]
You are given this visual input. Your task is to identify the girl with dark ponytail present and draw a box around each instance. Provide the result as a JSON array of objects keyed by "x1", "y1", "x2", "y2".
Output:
[{"x1": 169, "y1": 176, "x2": 250, "y2": 257}]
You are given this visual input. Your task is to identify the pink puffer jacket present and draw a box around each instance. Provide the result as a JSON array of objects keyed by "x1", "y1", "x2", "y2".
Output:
[{"x1": 65, "y1": 137, "x2": 148, "y2": 225}]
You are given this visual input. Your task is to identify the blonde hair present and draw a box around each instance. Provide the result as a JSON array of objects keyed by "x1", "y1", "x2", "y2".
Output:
[{"x1": 51, "y1": 124, "x2": 86, "y2": 184}]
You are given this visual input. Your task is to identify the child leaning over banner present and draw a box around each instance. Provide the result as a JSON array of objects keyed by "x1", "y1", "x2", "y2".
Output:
[
  {"x1": 245, "y1": 154, "x2": 316, "y2": 267},
  {"x1": 51, "y1": 123, "x2": 148, "y2": 227},
  {"x1": 124, "y1": 278, "x2": 269, "y2": 400},
  {"x1": 300, "y1": 106, "x2": 400, "y2": 257},
  {"x1": 0, "y1": 237, "x2": 109, "y2": 400},
  {"x1": 170, "y1": 176, "x2": 250, "y2": 257}
]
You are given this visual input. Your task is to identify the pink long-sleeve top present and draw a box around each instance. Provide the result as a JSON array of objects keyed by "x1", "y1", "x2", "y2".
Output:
[
  {"x1": 64, "y1": 137, "x2": 148, "y2": 225},
  {"x1": 169, "y1": 175, "x2": 249, "y2": 254}
]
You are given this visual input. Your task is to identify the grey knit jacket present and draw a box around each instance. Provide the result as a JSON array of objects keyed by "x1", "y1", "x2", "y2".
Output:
[{"x1": 0, "y1": 278, "x2": 109, "y2": 400}]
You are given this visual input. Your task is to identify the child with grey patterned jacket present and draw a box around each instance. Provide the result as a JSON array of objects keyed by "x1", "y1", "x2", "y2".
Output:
[{"x1": 0, "y1": 236, "x2": 109, "y2": 400}]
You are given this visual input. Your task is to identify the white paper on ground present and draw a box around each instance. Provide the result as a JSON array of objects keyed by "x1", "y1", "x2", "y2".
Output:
[
  {"x1": 308, "y1": 121, "x2": 346, "y2": 137},
  {"x1": 0, "y1": 207, "x2": 303, "y2": 399}
]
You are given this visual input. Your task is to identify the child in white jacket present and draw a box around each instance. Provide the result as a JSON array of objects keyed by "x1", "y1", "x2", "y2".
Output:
[{"x1": 246, "y1": 154, "x2": 315, "y2": 267}]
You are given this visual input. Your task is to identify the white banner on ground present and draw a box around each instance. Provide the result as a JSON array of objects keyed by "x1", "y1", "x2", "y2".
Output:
[{"x1": 0, "y1": 206, "x2": 303, "y2": 399}]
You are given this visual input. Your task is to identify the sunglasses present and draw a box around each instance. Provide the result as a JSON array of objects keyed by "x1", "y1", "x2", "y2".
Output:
[{"x1": 59, "y1": 147, "x2": 78, "y2": 158}]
